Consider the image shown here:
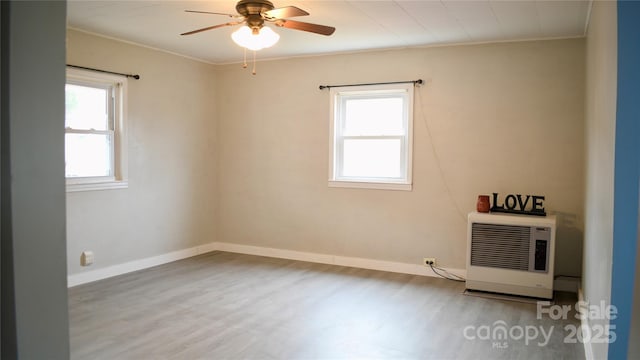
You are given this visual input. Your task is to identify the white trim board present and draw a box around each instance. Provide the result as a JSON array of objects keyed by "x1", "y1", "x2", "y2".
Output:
[
  {"x1": 215, "y1": 242, "x2": 467, "y2": 279},
  {"x1": 67, "y1": 242, "x2": 218, "y2": 287},
  {"x1": 578, "y1": 288, "x2": 595, "y2": 360},
  {"x1": 67, "y1": 241, "x2": 467, "y2": 287},
  {"x1": 68, "y1": 242, "x2": 578, "y2": 292}
]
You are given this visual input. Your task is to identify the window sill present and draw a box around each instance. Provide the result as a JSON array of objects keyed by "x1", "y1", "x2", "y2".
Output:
[
  {"x1": 328, "y1": 180, "x2": 412, "y2": 191},
  {"x1": 66, "y1": 180, "x2": 128, "y2": 193}
]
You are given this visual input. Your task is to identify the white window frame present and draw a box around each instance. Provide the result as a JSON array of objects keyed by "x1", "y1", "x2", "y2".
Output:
[
  {"x1": 65, "y1": 67, "x2": 128, "y2": 192},
  {"x1": 329, "y1": 83, "x2": 414, "y2": 191}
]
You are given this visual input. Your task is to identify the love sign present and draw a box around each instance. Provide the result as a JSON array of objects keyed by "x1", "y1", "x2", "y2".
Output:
[{"x1": 490, "y1": 192, "x2": 546, "y2": 216}]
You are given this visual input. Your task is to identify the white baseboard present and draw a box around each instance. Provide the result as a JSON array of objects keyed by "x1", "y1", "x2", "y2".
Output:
[
  {"x1": 67, "y1": 241, "x2": 579, "y2": 295},
  {"x1": 214, "y1": 242, "x2": 467, "y2": 279},
  {"x1": 578, "y1": 288, "x2": 594, "y2": 360},
  {"x1": 68, "y1": 241, "x2": 467, "y2": 287},
  {"x1": 67, "y1": 242, "x2": 218, "y2": 287}
]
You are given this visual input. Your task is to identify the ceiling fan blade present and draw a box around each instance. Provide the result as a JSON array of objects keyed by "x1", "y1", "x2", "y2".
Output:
[
  {"x1": 181, "y1": 21, "x2": 243, "y2": 36},
  {"x1": 185, "y1": 10, "x2": 241, "y2": 18},
  {"x1": 275, "y1": 19, "x2": 335, "y2": 36},
  {"x1": 262, "y1": 6, "x2": 309, "y2": 20}
]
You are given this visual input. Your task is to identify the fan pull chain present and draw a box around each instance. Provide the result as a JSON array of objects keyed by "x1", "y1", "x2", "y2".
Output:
[
  {"x1": 242, "y1": 48, "x2": 248, "y2": 69},
  {"x1": 238, "y1": 48, "x2": 257, "y2": 75},
  {"x1": 252, "y1": 50, "x2": 257, "y2": 75}
]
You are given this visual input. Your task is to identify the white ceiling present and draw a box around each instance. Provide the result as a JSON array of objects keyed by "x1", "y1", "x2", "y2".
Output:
[{"x1": 67, "y1": 0, "x2": 592, "y2": 64}]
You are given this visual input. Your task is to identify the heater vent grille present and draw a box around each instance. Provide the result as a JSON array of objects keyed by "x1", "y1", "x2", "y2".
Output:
[{"x1": 470, "y1": 223, "x2": 530, "y2": 271}]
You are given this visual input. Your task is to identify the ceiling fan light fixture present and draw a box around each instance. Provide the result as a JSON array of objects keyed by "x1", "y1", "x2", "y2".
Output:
[{"x1": 231, "y1": 25, "x2": 280, "y2": 51}]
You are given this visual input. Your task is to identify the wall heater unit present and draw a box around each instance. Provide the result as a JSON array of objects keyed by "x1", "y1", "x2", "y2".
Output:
[{"x1": 466, "y1": 212, "x2": 556, "y2": 299}]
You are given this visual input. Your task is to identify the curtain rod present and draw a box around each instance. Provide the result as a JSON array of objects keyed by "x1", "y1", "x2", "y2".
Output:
[
  {"x1": 66, "y1": 64, "x2": 140, "y2": 80},
  {"x1": 318, "y1": 79, "x2": 422, "y2": 90}
]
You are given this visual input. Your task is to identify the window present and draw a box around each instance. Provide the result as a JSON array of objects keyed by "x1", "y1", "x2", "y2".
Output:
[
  {"x1": 329, "y1": 83, "x2": 414, "y2": 190},
  {"x1": 65, "y1": 67, "x2": 127, "y2": 192}
]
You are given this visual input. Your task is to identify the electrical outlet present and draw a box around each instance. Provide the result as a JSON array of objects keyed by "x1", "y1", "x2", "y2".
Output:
[
  {"x1": 423, "y1": 257, "x2": 436, "y2": 266},
  {"x1": 81, "y1": 251, "x2": 94, "y2": 266}
]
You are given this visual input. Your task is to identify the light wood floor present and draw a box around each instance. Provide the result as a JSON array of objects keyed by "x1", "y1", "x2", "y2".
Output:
[{"x1": 69, "y1": 251, "x2": 584, "y2": 359}]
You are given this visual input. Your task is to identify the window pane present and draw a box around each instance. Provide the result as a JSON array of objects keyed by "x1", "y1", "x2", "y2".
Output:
[
  {"x1": 65, "y1": 133, "x2": 112, "y2": 177},
  {"x1": 342, "y1": 139, "x2": 402, "y2": 178},
  {"x1": 65, "y1": 84, "x2": 109, "y2": 130},
  {"x1": 343, "y1": 97, "x2": 404, "y2": 136}
]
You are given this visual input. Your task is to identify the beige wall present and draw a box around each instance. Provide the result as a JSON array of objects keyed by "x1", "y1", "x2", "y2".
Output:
[
  {"x1": 216, "y1": 39, "x2": 585, "y2": 273},
  {"x1": 65, "y1": 31, "x2": 585, "y2": 278},
  {"x1": 66, "y1": 30, "x2": 218, "y2": 275},
  {"x1": 583, "y1": 1, "x2": 617, "y2": 359}
]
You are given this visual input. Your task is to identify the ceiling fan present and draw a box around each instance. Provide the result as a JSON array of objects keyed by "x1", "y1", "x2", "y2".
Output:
[{"x1": 181, "y1": 0, "x2": 336, "y2": 39}]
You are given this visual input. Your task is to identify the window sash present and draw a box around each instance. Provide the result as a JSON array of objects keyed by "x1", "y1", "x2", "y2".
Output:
[
  {"x1": 64, "y1": 85, "x2": 116, "y2": 179},
  {"x1": 64, "y1": 132, "x2": 115, "y2": 179},
  {"x1": 334, "y1": 135, "x2": 407, "y2": 181},
  {"x1": 339, "y1": 94, "x2": 407, "y2": 137},
  {"x1": 65, "y1": 129, "x2": 113, "y2": 135},
  {"x1": 66, "y1": 81, "x2": 115, "y2": 132}
]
